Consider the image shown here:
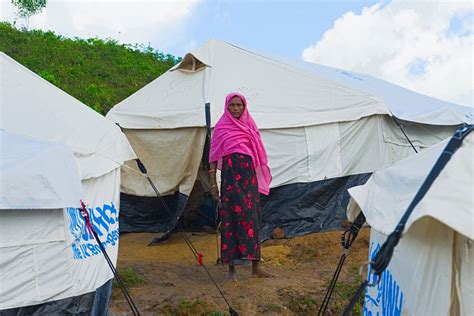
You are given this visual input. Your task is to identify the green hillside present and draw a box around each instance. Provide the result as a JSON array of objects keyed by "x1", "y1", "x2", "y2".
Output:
[{"x1": 0, "y1": 22, "x2": 181, "y2": 114}]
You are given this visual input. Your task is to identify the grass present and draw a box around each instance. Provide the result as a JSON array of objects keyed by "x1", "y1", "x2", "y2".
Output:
[
  {"x1": 259, "y1": 302, "x2": 284, "y2": 314},
  {"x1": 278, "y1": 288, "x2": 318, "y2": 316},
  {"x1": 329, "y1": 264, "x2": 365, "y2": 315},
  {"x1": 287, "y1": 295, "x2": 317, "y2": 315},
  {"x1": 113, "y1": 266, "x2": 145, "y2": 288},
  {"x1": 157, "y1": 299, "x2": 228, "y2": 316}
]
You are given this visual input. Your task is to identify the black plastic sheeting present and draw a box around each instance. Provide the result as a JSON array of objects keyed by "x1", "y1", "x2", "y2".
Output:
[
  {"x1": 91, "y1": 279, "x2": 113, "y2": 316},
  {"x1": 118, "y1": 173, "x2": 371, "y2": 240},
  {"x1": 260, "y1": 173, "x2": 371, "y2": 240},
  {"x1": 119, "y1": 191, "x2": 188, "y2": 233},
  {"x1": 0, "y1": 279, "x2": 113, "y2": 316},
  {"x1": 0, "y1": 294, "x2": 94, "y2": 316}
]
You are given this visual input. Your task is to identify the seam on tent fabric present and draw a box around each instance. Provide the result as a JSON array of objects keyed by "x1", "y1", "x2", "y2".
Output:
[
  {"x1": 304, "y1": 127, "x2": 311, "y2": 182},
  {"x1": 376, "y1": 115, "x2": 386, "y2": 166},
  {"x1": 450, "y1": 231, "x2": 460, "y2": 315},
  {"x1": 205, "y1": 41, "x2": 213, "y2": 122},
  {"x1": 0, "y1": 238, "x2": 67, "y2": 248},
  {"x1": 33, "y1": 244, "x2": 41, "y2": 301},
  {"x1": 62, "y1": 208, "x2": 76, "y2": 294},
  {"x1": 334, "y1": 123, "x2": 343, "y2": 178}
]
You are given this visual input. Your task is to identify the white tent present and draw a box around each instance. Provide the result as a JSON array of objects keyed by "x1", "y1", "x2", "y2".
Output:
[
  {"x1": 0, "y1": 53, "x2": 137, "y2": 312},
  {"x1": 106, "y1": 40, "x2": 472, "y2": 238},
  {"x1": 0, "y1": 131, "x2": 85, "y2": 309},
  {"x1": 347, "y1": 130, "x2": 473, "y2": 315}
]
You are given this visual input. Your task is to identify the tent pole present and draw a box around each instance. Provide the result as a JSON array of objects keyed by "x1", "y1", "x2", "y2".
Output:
[
  {"x1": 392, "y1": 116, "x2": 418, "y2": 153},
  {"x1": 204, "y1": 103, "x2": 222, "y2": 264}
]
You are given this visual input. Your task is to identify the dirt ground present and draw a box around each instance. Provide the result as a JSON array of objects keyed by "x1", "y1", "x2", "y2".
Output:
[{"x1": 109, "y1": 228, "x2": 370, "y2": 316}]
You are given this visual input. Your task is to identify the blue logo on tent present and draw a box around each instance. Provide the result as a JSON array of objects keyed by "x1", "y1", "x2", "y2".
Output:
[
  {"x1": 66, "y1": 203, "x2": 119, "y2": 260},
  {"x1": 364, "y1": 242, "x2": 404, "y2": 316},
  {"x1": 67, "y1": 207, "x2": 86, "y2": 243}
]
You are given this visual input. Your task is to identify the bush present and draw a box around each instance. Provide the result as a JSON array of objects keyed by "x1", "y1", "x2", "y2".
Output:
[{"x1": 0, "y1": 22, "x2": 181, "y2": 114}]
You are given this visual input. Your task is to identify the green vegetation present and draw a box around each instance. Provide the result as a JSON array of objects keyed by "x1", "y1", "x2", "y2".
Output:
[
  {"x1": 113, "y1": 266, "x2": 145, "y2": 288},
  {"x1": 158, "y1": 299, "x2": 228, "y2": 316},
  {"x1": 328, "y1": 264, "x2": 364, "y2": 315},
  {"x1": 259, "y1": 302, "x2": 284, "y2": 314},
  {"x1": 11, "y1": 0, "x2": 47, "y2": 19},
  {"x1": 287, "y1": 295, "x2": 317, "y2": 315},
  {"x1": 278, "y1": 288, "x2": 318, "y2": 315},
  {"x1": 0, "y1": 22, "x2": 181, "y2": 114}
]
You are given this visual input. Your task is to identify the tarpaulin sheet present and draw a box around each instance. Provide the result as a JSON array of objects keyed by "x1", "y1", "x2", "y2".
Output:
[
  {"x1": 260, "y1": 173, "x2": 370, "y2": 240},
  {"x1": 119, "y1": 192, "x2": 188, "y2": 233},
  {"x1": 0, "y1": 290, "x2": 95, "y2": 316}
]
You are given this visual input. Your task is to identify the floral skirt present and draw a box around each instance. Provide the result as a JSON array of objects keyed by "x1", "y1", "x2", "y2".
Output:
[{"x1": 220, "y1": 153, "x2": 261, "y2": 264}]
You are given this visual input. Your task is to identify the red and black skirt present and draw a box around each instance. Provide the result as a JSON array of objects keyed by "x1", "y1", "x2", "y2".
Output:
[{"x1": 220, "y1": 153, "x2": 261, "y2": 264}]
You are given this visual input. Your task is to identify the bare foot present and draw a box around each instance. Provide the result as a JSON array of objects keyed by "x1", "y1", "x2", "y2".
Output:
[
  {"x1": 252, "y1": 261, "x2": 276, "y2": 278},
  {"x1": 252, "y1": 268, "x2": 275, "y2": 278}
]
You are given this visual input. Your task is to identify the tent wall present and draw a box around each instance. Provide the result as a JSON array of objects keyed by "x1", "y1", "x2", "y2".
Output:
[
  {"x1": 0, "y1": 168, "x2": 121, "y2": 311},
  {"x1": 262, "y1": 115, "x2": 453, "y2": 187},
  {"x1": 117, "y1": 115, "x2": 457, "y2": 236},
  {"x1": 0, "y1": 208, "x2": 72, "y2": 309},
  {"x1": 117, "y1": 127, "x2": 205, "y2": 233},
  {"x1": 120, "y1": 128, "x2": 206, "y2": 197},
  {"x1": 67, "y1": 168, "x2": 121, "y2": 296},
  {"x1": 455, "y1": 233, "x2": 474, "y2": 315},
  {"x1": 365, "y1": 218, "x2": 454, "y2": 315}
]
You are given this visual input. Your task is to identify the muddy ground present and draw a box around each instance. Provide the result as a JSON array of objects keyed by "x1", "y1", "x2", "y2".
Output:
[{"x1": 109, "y1": 228, "x2": 370, "y2": 316}]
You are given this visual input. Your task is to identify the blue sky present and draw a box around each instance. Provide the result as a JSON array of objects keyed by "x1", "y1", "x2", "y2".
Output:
[
  {"x1": 1, "y1": 0, "x2": 472, "y2": 106},
  {"x1": 175, "y1": 0, "x2": 381, "y2": 60}
]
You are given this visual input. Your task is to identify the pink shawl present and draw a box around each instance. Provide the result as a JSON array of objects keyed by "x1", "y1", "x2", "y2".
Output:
[{"x1": 209, "y1": 92, "x2": 272, "y2": 195}]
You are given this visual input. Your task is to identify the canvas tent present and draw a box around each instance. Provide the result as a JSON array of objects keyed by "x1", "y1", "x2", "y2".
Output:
[
  {"x1": 0, "y1": 52, "x2": 137, "y2": 313},
  {"x1": 0, "y1": 131, "x2": 85, "y2": 311},
  {"x1": 347, "y1": 129, "x2": 473, "y2": 315},
  {"x1": 106, "y1": 40, "x2": 472, "y2": 239}
]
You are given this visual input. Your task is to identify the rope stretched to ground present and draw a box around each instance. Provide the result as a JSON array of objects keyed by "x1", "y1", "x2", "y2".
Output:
[
  {"x1": 79, "y1": 200, "x2": 141, "y2": 316},
  {"x1": 135, "y1": 159, "x2": 239, "y2": 316},
  {"x1": 317, "y1": 212, "x2": 366, "y2": 315},
  {"x1": 342, "y1": 124, "x2": 473, "y2": 316}
]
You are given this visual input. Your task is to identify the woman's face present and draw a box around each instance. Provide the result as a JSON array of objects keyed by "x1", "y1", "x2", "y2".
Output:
[{"x1": 228, "y1": 96, "x2": 244, "y2": 119}]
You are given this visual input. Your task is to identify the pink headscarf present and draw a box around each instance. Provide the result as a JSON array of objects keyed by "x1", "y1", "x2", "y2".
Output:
[{"x1": 209, "y1": 92, "x2": 272, "y2": 195}]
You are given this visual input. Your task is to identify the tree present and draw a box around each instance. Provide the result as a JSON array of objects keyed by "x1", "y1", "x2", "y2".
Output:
[{"x1": 11, "y1": 0, "x2": 47, "y2": 22}]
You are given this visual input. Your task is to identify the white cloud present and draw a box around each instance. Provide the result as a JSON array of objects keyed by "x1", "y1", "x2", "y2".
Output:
[
  {"x1": 302, "y1": 0, "x2": 473, "y2": 107},
  {"x1": 1, "y1": 0, "x2": 201, "y2": 51}
]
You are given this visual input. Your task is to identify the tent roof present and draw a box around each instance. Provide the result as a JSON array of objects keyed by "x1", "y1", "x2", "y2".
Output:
[
  {"x1": 0, "y1": 130, "x2": 83, "y2": 209},
  {"x1": 107, "y1": 40, "x2": 472, "y2": 130},
  {"x1": 284, "y1": 59, "x2": 472, "y2": 125},
  {"x1": 0, "y1": 52, "x2": 137, "y2": 180},
  {"x1": 348, "y1": 131, "x2": 473, "y2": 239}
]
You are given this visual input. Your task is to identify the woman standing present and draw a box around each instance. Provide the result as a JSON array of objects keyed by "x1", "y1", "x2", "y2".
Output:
[{"x1": 208, "y1": 92, "x2": 273, "y2": 281}]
